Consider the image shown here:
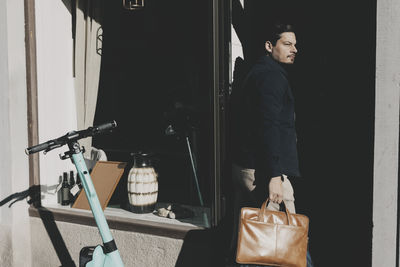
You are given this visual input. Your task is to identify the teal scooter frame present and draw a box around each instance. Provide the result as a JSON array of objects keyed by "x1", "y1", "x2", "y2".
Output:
[{"x1": 25, "y1": 121, "x2": 124, "y2": 267}]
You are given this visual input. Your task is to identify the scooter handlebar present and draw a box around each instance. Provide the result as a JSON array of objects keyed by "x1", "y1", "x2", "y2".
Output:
[
  {"x1": 25, "y1": 121, "x2": 117, "y2": 155},
  {"x1": 94, "y1": 120, "x2": 117, "y2": 134},
  {"x1": 25, "y1": 140, "x2": 54, "y2": 155}
]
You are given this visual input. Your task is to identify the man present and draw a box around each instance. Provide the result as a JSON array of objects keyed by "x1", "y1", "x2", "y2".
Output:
[
  {"x1": 231, "y1": 23, "x2": 298, "y2": 213},
  {"x1": 230, "y1": 23, "x2": 312, "y2": 266}
]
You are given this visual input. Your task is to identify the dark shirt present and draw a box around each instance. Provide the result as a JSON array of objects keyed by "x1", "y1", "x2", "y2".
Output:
[{"x1": 230, "y1": 55, "x2": 300, "y2": 179}]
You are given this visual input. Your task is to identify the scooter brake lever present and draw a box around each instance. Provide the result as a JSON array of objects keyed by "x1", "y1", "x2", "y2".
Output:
[{"x1": 43, "y1": 144, "x2": 62, "y2": 155}]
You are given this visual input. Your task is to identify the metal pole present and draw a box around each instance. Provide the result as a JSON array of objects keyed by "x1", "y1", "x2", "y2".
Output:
[
  {"x1": 186, "y1": 136, "x2": 204, "y2": 206},
  {"x1": 186, "y1": 136, "x2": 209, "y2": 228}
]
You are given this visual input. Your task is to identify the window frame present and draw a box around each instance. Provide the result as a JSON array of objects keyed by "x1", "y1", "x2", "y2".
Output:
[{"x1": 25, "y1": 0, "x2": 231, "y2": 233}]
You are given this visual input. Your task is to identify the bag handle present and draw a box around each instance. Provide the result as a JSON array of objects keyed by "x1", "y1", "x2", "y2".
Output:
[{"x1": 258, "y1": 198, "x2": 292, "y2": 225}]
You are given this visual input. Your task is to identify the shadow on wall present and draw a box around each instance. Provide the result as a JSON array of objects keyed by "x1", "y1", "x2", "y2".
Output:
[
  {"x1": 0, "y1": 185, "x2": 230, "y2": 267},
  {"x1": 0, "y1": 185, "x2": 77, "y2": 267}
]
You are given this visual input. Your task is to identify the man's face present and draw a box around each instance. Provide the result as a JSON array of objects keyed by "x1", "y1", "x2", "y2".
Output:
[{"x1": 265, "y1": 32, "x2": 297, "y2": 64}]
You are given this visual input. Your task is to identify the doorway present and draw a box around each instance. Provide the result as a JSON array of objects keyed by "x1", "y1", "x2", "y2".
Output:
[{"x1": 231, "y1": 0, "x2": 376, "y2": 266}]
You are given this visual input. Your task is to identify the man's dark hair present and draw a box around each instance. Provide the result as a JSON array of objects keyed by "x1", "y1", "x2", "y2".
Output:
[{"x1": 267, "y1": 23, "x2": 295, "y2": 45}]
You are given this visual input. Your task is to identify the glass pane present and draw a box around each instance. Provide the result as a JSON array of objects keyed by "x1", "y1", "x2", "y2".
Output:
[{"x1": 93, "y1": 0, "x2": 213, "y2": 227}]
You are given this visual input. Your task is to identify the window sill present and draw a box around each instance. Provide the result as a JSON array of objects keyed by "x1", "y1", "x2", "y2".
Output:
[{"x1": 29, "y1": 203, "x2": 210, "y2": 239}]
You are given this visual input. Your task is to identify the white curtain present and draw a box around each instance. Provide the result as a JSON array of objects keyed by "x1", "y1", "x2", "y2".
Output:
[{"x1": 74, "y1": 0, "x2": 103, "y2": 156}]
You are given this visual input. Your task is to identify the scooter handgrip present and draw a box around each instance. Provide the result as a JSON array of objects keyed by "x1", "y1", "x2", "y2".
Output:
[
  {"x1": 95, "y1": 120, "x2": 117, "y2": 133},
  {"x1": 25, "y1": 141, "x2": 51, "y2": 155}
]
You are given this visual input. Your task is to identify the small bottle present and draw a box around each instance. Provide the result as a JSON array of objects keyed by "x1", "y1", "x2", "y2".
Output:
[
  {"x1": 69, "y1": 171, "x2": 76, "y2": 205},
  {"x1": 57, "y1": 175, "x2": 63, "y2": 204},
  {"x1": 76, "y1": 173, "x2": 82, "y2": 189},
  {"x1": 69, "y1": 171, "x2": 76, "y2": 188},
  {"x1": 61, "y1": 172, "x2": 70, "y2": 206}
]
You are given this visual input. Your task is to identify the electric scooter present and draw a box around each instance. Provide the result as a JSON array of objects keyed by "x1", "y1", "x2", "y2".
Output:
[{"x1": 25, "y1": 121, "x2": 124, "y2": 267}]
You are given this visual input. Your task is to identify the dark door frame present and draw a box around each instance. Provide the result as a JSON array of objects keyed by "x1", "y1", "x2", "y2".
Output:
[{"x1": 211, "y1": 0, "x2": 231, "y2": 226}]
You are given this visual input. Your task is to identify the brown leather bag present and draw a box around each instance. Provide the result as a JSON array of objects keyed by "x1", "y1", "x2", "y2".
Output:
[{"x1": 236, "y1": 199, "x2": 309, "y2": 266}]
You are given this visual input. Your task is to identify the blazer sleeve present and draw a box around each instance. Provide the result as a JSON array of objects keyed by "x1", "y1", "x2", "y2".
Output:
[{"x1": 253, "y1": 70, "x2": 287, "y2": 179}]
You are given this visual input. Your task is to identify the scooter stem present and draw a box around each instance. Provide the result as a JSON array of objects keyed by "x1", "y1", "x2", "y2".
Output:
[{"x1": 72, "y1": 151, "x2": 124, "y2": 267}]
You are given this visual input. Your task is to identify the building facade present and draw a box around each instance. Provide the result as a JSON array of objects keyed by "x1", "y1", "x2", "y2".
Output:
[{"x1": 0, "y1": 0, "x2": 399, "y2": 266}]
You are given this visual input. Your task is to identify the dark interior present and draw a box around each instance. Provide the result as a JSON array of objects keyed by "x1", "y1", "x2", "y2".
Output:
[
  {"x1": 233, "y1": 1, "x2": 376, "y2": 266},
  {"x1": 93, "y1": 0, "x2": 214, "y2": 208}
]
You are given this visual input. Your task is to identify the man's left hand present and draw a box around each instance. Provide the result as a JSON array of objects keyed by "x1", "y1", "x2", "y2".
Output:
[{"x1": 269, "y1": 176, "x2": 283, "y2": 203}]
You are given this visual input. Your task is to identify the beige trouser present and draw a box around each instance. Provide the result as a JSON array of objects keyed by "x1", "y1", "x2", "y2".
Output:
[{"x1": 232, "y1": 164, "x2": 296, "y2": 213}]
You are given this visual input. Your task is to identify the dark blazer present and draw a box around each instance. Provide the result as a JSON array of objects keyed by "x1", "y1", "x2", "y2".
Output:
[{"x1": 230, "y1": 55, "x2": 300, "y2": 179}]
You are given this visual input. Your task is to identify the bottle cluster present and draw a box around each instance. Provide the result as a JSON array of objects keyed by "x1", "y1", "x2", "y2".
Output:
[{"x1": 59, "y1": 171, "x2": 82, "y2": 206}]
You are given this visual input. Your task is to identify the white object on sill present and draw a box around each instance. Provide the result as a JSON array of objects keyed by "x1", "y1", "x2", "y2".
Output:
[{"x1": 84, "y1": 146, "x2": 108, "y2": 171}]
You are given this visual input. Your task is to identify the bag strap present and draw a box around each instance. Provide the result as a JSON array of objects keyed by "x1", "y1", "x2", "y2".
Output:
[{"x1": 258, "y1": 198, "x2": 292, "y2": 225}]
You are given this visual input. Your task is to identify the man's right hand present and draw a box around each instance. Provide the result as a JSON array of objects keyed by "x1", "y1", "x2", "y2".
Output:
[{"x1": 269, "y1": 176, "x2": 283, "y2": 203}]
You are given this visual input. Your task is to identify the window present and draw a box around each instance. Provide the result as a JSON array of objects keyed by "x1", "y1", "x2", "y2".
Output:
[
  {"x1": 28, "y1": 0, "x2": 230, "y2": 231},
  {"x1": 92, "y1": 0, "x2": 215, "y2": 227}
]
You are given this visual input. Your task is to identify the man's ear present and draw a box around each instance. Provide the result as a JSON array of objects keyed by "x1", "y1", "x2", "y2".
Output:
[{"x1": 265, "y1": 41, "x2": 273, "y2": 53}]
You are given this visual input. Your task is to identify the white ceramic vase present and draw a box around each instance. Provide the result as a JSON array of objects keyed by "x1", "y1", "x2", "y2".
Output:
[{"x1": 127, "y1": 154, "x2": 158, "y2": 213}]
